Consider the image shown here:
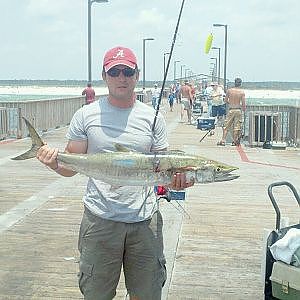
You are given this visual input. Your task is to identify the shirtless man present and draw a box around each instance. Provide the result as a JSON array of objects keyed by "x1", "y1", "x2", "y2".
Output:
[
  {"x1": 180, "y1": 80, "x2": 193, "y2": 124},
  {"x1": 217, "y1": 78, "x2": 246, "y2": 146}
]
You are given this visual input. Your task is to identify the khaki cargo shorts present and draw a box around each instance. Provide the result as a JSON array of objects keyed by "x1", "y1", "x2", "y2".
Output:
[
  {"x1": 78, "y1": 208, "x2": 166, "y2": 300},
  {"x1": 224, "y1": 108, "x2": 242, "y2": 131}
]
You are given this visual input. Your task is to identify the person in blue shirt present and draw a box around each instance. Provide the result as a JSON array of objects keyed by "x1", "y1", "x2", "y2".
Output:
[{"x1": 168, "y1": 91, "x2": 175, "y2": 111}]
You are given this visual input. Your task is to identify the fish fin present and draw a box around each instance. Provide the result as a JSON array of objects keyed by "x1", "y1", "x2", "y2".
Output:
[
  {"x1": 168, "y1": 149, "x2": 185, "y2": 154},
  {"x1": 102, "y1": 149, "x2": 114, "y2": 153},
  {"x1": 114, "y1": 143, "x2": 136, "y2": 152},
  {"x1": 11, "y1": 117, "x2": 45, "y2": 160}
]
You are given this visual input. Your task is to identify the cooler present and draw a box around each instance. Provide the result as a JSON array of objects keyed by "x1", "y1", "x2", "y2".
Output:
[
  {"x1": 197, "y1": 117, "x2": 215, "y2": 130},
  {"x1": 270, "y1": 261, "x2": 300, "y2": 300}
]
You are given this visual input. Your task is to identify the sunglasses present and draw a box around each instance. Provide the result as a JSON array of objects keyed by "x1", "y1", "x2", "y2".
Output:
[{"x1": 107, "y1": 67, "x2": 136, "y2": 77}]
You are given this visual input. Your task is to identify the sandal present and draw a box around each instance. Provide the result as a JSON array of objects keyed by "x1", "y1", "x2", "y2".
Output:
[
  {"x1": 217, "y1": 141, "x2": 225, "y2": 146},
  {"x1": 232, "y1": 141, "x2": 240, "y2": 146}
]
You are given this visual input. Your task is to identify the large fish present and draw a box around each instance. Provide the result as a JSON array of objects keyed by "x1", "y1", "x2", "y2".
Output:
[{"x1": 12, "y1": 118, "x2": 239, "y2": 185}]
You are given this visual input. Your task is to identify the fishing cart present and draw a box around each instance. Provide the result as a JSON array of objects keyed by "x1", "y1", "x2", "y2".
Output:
[{"x1": 263, "y1": 181, "x2": 300, "y2": 300}]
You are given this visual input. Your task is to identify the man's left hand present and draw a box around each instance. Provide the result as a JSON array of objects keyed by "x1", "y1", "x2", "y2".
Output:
[{"x1": 168, "y1": 173, "x2": 195, "y2": 191}]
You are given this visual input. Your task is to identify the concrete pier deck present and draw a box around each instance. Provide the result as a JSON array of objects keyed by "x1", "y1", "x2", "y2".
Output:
[{"x1": 0, "y1": 101, "x2": 299, "y2": 299}]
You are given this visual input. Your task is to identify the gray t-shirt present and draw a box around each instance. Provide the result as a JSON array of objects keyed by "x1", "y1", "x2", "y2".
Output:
[{"x1": 66, "y1": 97, "x2": 169, "y2": 223}]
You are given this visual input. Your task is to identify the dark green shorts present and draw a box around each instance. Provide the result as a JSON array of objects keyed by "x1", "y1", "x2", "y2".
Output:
[{"x1": 78, "y1": 208, "x2": 166, "y2": 300}]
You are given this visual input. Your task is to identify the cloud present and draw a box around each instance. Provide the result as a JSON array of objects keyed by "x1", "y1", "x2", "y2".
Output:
[
  {"x1": 1, "y1": 0, "x2": 300, "y2": 80},
  {"x1": 26, "y1": 0, "x2": 71, "y2": 17},
  {"x1": 137, "y1": 8, "x2": 165, "y2": 27}
]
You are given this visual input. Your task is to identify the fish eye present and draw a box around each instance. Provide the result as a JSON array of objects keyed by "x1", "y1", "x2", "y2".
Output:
[{"x1": 216, "y1": 167, "x2": 221, "y2": 172}]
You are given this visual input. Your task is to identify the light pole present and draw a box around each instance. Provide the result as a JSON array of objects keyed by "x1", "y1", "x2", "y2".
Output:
[
  {"x1": 210, "y1": 63, "x2": 215, "y2": 81},
  {"x1": 163, "y1": 52, "x2": 170, "y2": 78},
  {"x1": 180, "y1": 64, "x2": 185, "y2": 82},
  {"x1": 173, "y1": 60, "x2": 180, "y2": 82},
  {"x1": 88, "y1": 0, "x2": 108, "y2": 83},
  {"x1": 213, "y1": 23, "x2": 228, "y2": 90},
  {"x1": 212, "y1": 47, "x2": 221, "y2": 84},
  {"x1": 142, "y1": 38, "x2": 154, "y2": 90},
  {"x1": 210, "y1": 57, "x2": 217, "y2": 81}
]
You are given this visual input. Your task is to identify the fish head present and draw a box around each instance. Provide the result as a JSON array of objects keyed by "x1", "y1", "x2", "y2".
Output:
[
  {"x1": 213, "y1": 163, "x2": 239, "y2": 182},
  {"x1": 194, "y1": 162, "x2": 239, "y2": 183}
]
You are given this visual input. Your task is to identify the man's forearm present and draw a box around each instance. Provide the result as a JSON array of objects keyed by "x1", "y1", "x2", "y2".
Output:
[{"x1": 51, "y1": 163, "x2": 77, "y2": 177}]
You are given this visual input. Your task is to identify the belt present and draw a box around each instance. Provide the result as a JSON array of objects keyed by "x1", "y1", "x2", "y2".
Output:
[{"x1": 229, "y1": 107, "x2": 241, "y2": 110}]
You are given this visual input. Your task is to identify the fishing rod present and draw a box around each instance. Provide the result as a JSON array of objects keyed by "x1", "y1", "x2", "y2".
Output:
[
  {"x1": 151, "y1": 0, "x2": 186, "y2": 131},
  {"x1": 150, "y1": 0, "x2": 191, "y2": 213}
]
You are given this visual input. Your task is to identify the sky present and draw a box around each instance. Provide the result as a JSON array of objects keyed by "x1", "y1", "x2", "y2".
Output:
[{"x1": 1, "y1": 0, "x2": 300, "y2": 82}]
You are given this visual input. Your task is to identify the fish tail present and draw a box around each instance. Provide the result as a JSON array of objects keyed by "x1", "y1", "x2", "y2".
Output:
[{"x1": 11, "y1": 117, "x2": 44, "y2": 160}]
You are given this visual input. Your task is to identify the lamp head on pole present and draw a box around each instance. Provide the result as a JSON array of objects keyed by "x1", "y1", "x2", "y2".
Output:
[
  {"x1": 213, "y1": 23, "x2": 225, "y2": 27},
  {"x1": 92, "y1": 0, "x2": 108, "y2": 3},
  {"x1": 144, "y1": 38, "x2": 154, "y2": 41}
]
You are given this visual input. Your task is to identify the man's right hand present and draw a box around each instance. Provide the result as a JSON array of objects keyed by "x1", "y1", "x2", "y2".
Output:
[{"x1": 36, "y1": 144, "x2": 59, "y2": 170}]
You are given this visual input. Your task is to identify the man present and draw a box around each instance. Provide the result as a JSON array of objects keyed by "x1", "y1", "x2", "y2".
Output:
[
  {"x1": 211, "y1": 82, "x2": 225, "y2": 124},
  {"x1": 36, "y1": 46, "x2": 193, "y2": 300},
  {"x1": 82, "y1": 82, "x2": 96, "y2": 105},
  {"x1": 152, "y1": 83, "x2": 160, "y2": 109},
  {"x1": 203, "y1": 82, "x2": 213, "y2": 117},
  {"x1": 217, "y1": 77, "x2": 246, "y2": 146},
  {"x1": 180, "y1": 80, "x2": 193, "y2": 124},
  {"x1": 175, "y1": 81, "x2": 181, "y2": 104}
]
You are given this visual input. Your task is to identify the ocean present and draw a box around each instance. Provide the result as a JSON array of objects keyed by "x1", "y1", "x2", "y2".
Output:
[
  {"x1": 0, "y1": 80, "x2": 300, "y2": 107},
  {"x1": 246, "y1": 98, "x2": 300, "y2": 107},
  {"x1": 0, "y1": 83, "x2": 109, "y2": 102}
]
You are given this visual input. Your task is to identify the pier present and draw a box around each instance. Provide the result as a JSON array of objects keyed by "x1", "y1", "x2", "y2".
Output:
[{"x1": 0, "y1": 100, "x2": 299, "y2": 299}]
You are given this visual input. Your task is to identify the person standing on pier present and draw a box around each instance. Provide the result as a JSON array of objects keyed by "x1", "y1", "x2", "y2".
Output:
[
  {"x1": 217, "y1": 77, "x2": 246, "y2": 146},
  {"x1": 204, "y1": 82, "x2": 213, "y2": 117},
  {"x1": 152, "y1": 83, "x2": 160, "y2": 109},
  {"x1": 168, "y1": 90, "x2": 175, "y2": 111},
  {"x1": 82, "y1": 82, "x2": 96, "y2": 105},
  {"x1": 180, "y1": 80, "x2": 193, "y2": 124},
  {"x1": 36, "y1": 46, "x2": 194, "y2": 300},
  {"x1": 211, "y1": 82, "x2": 225, "y2": 125},
  {"x1": 175, "y1": 81, "x2": 181, "y2": 103}
]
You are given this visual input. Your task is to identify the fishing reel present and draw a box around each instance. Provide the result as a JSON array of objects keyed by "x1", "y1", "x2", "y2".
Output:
[{"x1": 154, "y1": 186, "x2": 186, "y2": 202}]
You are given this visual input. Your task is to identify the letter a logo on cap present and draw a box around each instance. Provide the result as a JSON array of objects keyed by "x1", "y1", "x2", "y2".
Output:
[
  {"x1": 103, "y1": 46, "x2": 137, "y2": 72},
  {"x1": 113, "y1": 49, "x2": 125, "y2": 59}
]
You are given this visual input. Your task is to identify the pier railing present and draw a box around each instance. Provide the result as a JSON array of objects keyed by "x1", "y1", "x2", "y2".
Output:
[
  {"x1": 2, "y1": 94, "x2": 298, "y2": 146},
  {"x1": 0, "y1": 96, "x2": 86, "y2": 138},
  {"x1": 245, "y1": 105, "x2": 300, "y2": 147},
  {"x1": 0, "y1": 91, "x2": 152, "y2": 139},
  {"x1": 0, "y1": 107, "x2": 8, "y2": 140}
]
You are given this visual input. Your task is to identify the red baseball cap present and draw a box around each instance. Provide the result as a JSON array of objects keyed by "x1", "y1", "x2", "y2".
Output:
[{"x1": 103, "y1": 46, "x2": 137, "y2": 72}]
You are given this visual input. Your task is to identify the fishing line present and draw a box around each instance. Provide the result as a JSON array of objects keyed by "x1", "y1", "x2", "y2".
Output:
[
  {"x1": 151, "y1": 0, "x2": 186, "y2": 132},
  {"x1": 174, "y1": 201, "x2": 191, "y2": 219}
]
